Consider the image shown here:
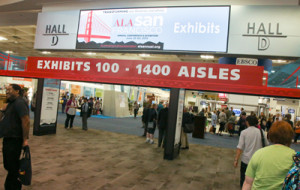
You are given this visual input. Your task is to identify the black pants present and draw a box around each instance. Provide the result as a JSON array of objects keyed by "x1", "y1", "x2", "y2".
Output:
[
  {"x1": 134, "y1": 109, "x2": 138, "y2": 118},
  {"x1": 158, "y1": 127, "x2": 166, "y2": 147},
  {"x1": 65, "y1": 114, "x2": 75, "y2": 128},
  {"x1": 143, "y1": 122, "x2": 148, "y2": 136},
  {"x1": 240, "y1": 161, "x2": 248, "y2": 188},
  {"x1": 294, "y1": 134, "x2": 300, "y2": 143},
  {"x1": 3, "y1": 137, "x2": 23, "y2": 190}
]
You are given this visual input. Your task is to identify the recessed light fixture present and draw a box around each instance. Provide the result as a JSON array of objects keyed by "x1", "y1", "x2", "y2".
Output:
[
  {"x1": 272, "y1": 59, "x2": 287, "y2": 64},
  {"x1": 139, "y1": 53, "x2": 150, "y2": 57},
  {"x1": 200, "y1": 55, "x2": 214, "y2": 59},
  {"x1": 4, "y1": 51, "x2": 13, "y2": 54},
  {"x1": 85, "y1": 52, "x2": 96, "y2": 56},
  {"x1": 0, "y1": 36, "x2": 7, "y2": 41},
  {"x1": 41, "y1": 51, "x2": 51, "y2": 54}
]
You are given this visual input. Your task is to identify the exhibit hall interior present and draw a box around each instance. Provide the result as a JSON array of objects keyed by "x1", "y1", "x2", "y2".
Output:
[{"x1": 0, "y1": 0, "x2": 299, "y2": 189}]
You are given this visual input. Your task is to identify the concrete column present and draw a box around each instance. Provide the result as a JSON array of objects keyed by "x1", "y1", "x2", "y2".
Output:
[{"x1": 164, "y1": 88, "x2": 185, "y2": 160}]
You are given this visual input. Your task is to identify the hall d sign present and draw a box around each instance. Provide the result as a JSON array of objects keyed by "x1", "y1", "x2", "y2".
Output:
[{"x1": 228, "y1": 6, "x2": 300, "y2": 57}]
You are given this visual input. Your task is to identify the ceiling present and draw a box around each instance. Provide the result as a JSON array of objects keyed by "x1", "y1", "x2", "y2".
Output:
[{"x1": 0, "y1": 0, "x2": 299, "y2": 64}]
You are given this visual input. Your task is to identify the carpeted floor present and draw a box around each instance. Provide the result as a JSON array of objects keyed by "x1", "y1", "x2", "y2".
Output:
[{"x1": 0, "y1": 124, "x2": 240, "y2": 190}]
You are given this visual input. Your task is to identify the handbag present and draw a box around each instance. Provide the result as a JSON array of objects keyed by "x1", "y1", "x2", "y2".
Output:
[
  {"x1": 184, "y1": 123, "x2": 194, "y2": 133},
  {"x1": 18, "y1": 145, "x2": 32, "y2": 186},
  {"x1": 147, "y1": 122, "x2": 154, "y2": 129},
  {"x1": 295, "y1": 128, "x2": 300, "y2": 134}
]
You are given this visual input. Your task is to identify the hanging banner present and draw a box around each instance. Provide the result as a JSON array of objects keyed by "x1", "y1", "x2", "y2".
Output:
[
  {"x1": 40, "y1": 79, "x2": 60, "y2": 125},
  {"x1": 71, "y1": 84, "x2": 81, "y2": 94},
  {"x1": 95, "y1": 88, "x2": 103, "y2": 97},
  {"x1": 2, "y1": 56, "x2": 300, "y2": 98},
  {"x1": 83, "y1": 86, "x2": 93, "y2": 97}
]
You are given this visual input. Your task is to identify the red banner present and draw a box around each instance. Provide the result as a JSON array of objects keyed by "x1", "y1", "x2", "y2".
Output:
[
  {"x1": 26, "y1": 56, "x2": 263, "y2": 87},
  {"x1": 1, "y1": 56, "x2": 299, "y2": 98}
]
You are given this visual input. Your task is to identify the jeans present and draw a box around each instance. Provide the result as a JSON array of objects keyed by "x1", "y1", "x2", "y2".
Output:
[
  {"x1": 65, "y1": 114, "x2": 75, "y2": 128},
  {"x1": 3, "y1": 137, "x2": 23, "y2": 190},
  {"x1": 240, "y1": 161, "x2": 248, "y2": 188}
]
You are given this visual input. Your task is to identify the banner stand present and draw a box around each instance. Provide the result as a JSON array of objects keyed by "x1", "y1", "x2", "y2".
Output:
[{"x1": 33, "y1": 78, "x2": 60, "y2": 136}]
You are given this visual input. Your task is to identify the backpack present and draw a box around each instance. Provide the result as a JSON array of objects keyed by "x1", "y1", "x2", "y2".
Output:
[{"x1": 282, "y1": 152, "x2": 300, "y2": 190}]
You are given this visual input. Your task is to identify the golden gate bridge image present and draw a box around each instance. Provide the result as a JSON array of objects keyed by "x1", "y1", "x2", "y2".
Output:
[
  {"x1": 77, "y1": 11, "x2": 112, "y2": 43},
  {"x1": 76, "y1": 10, "x2": 163, "y2": 50}
]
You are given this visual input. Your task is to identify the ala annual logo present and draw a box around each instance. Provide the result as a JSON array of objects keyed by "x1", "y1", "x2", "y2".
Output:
[
  {"x1": 242, "y1": 23, "x2": 287, "y2": 51},
  {"x1": 43, "y1": 24, "x2": 69, "y2": 46}
]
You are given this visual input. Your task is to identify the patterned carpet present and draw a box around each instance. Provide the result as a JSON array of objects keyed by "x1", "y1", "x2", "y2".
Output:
[{"x1": 0, "y1": 124, "x2": 240, "y2": 190}]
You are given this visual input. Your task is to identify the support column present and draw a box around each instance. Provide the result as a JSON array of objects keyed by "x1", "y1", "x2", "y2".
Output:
[{"x1": 164, "y1": 88, "x2": 185, "y2": 160}]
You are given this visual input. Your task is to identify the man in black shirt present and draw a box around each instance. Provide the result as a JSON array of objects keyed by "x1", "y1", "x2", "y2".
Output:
[
  {"x1": 157, "y1": 103, "x2": 169, "y2": 148},
  {"x1": 1, "y1": 84, "x2": 30, "y2": 190}
]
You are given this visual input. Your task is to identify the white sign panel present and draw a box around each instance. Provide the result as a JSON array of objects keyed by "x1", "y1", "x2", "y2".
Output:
[
  {"x1": 228, "y1": 6, "x2": 300, "y2": 57},
  {"x1": 174, "y1": 89, "x2": 185, "y2": 145},
  {"x1": 34, "y1": 10, "x2": 79, "y2": 49},
  {"x1": 40, "y1": 79, "x2": 60, "y2": 125}
]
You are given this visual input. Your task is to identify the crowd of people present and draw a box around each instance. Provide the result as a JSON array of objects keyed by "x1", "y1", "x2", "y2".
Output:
[{"x1": 62, "y1": 94, "x2": 102, "y2": 131}]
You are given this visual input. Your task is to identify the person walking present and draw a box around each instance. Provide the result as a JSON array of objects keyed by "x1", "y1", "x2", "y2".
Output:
[
  {"x1": 133, "y1": 101, "x2": 139, "y2": 118},
  {"x1": 61, "y1": 95, "x2": 67, "y2": 113},
  {"x1": 234, "y1": 116, "x2": 269, "y2": 188},
  {"x1": 228, "y1": 112, "x2": 236, "y2": 137},
  {"x1": 242, "y1": 121, "x2": 295, "y2": 189},
  {"x1": 80, "y1": 98, "x2": 92, "y2": 131},
  {"x1": 0, "y1": 84, "x2": 30, "y2": 190},
  {"x1": 65, "y1": 95, "x2": 77, "y2": 129},
  {"x1": 238, "y1": 112, "x2": 247, "y2": 136},
  {"x1": 211, "y1": 110, "x2": 218, "y2": 134},
  {"x1": 218, "y1": 109, "x2": 227, "y2": 136},
  {"x1": 181, "y1": 107, "x2": 194, "y2": 149},
  {"x1": 146, "y1": 104, "x2": 157, "y2": 144},
  {"x1": 142, "y1": 104, "x2": 150, "y2": 137},
  {"x1": 157, "y1": 103, "x2": 168, "y2": 148}
]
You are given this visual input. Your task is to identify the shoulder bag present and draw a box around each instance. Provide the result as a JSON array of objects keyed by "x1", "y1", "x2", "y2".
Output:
[{"x1": 18, "y1": 145, "x2": 32, "y2": 186}]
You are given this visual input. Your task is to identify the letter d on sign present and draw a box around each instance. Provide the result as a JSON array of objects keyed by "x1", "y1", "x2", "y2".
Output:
[
  {"x1": 51, "y1": 35, "x2": 58, "y2": 46},
  {"x1": 258, "y1": 37, "x2": 270, "y2": 50}
]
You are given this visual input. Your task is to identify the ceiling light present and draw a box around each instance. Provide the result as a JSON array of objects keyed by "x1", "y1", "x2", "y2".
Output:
[
  {"x1": 272, "y1": 59, "x2": 287, "y2": 64},
  {"x1": 85, "y1": 52, "x2": 96, "y2": 56},
  {"x1": 271, "y1": 70, "x2": 275, "y2": 73},
  {"x1": 41, "y1": 51, "x2": 51, "y2": 54},
  {"x1": 0, "y1": 36, "x2": 7, "y2": 41},
  {"x1": 201, "y1": 55, "x2": 214, "y2": 59},
  {"x1": 4, "y1": 51, "x2": 13, "y2": 54},
  {"x1": 139, "y1": 53, "x2": 150, "y2": 57}
]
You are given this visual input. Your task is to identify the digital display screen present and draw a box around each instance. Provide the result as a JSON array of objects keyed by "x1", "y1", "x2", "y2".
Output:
[{"x1": 76, "y1": 6, "x2": 230, "y2": 52}]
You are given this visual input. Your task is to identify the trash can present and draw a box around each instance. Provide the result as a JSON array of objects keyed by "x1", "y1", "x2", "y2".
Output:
[{"x1": 192, "y1": 116, "x2": 206, "y2": 139}]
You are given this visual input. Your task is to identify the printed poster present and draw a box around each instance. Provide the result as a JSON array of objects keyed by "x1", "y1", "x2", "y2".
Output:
[{"x1": 40, "y1": 79, "x2": 60, "y2": 125}]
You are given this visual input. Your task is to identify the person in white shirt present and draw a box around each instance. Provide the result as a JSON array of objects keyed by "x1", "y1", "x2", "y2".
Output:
[{"x1": 233, "y1": 116, "x2": 269, "y2": 188}]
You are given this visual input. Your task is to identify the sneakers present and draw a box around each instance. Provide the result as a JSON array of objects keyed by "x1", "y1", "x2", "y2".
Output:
[
  {"x1": 149, "y1": 140, "x2": 154, "y2": 144},
  {"x1": 145, "y1": 139, "x2": 150, "y2": 143}
]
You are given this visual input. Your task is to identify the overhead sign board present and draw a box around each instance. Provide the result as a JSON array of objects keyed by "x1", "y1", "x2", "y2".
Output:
[
  {"x1": 34, "y1": 10, "x2": 79, "y2": 49},
  {"x1": 76, "y1": 6, "x2": 230, "y2": 52},
  {"x1": 228, "y1": 6, "x2": 300, "y2": 57}
]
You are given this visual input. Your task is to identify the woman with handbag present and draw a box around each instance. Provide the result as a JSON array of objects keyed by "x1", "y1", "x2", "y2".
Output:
[
  {"x1": 65, "y1": 95, "x2": 77, "y2": 129},
  {"x1": 228, "y1": 112, "x2": 236, "y2": 137},
  {"x1": 293, "y1": 121, "x2": 300, "y2": 144}
]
